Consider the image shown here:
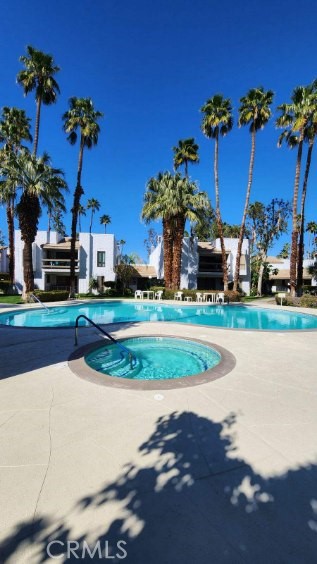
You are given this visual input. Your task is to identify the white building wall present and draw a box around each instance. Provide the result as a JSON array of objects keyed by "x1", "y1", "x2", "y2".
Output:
[
  {"x1": 149, "y1": 236, "x2": 164, "y2": 279},
  {"x1": 221, "y1": 237, "x2": 251, "y2": 294},
  {"x1": 180, "y1": 238, "x2": 198, "y2": 289},
  {"x1": 77, "y1": 233, "x2": 116, "y2": 293}
]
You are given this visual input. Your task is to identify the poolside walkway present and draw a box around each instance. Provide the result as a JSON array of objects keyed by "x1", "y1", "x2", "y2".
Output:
[{"x1": 0, "y1": 302, "x2": 317, "y2": 563}]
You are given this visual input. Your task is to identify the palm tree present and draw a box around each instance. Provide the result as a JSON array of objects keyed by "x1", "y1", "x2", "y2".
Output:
[
  {"x1": 78, "y1": 204, "x2": 86, "y2": 232},
  {"x1": 142, "y1": 172, "x2": 210, "y2": 289},
  {"x1": 201, "y1": 94, "x2": 233, "y2": 291},
  {"x1": 297, "y1": 82, "x2": 317, "y2": 292},
  {"x1": 87, "y1": 198, "x2": 101, "y2": 233},
  {"x1": 276, "y1": 84, "x2": 316, "y2": 297},
  {"x1": 1, "y1": 150, "x2": 67, "y2": 294},
  {"x1": 233, "y1": 87, "x2": 274, "y2": 292},
  {"x1": 62, "y1": 97, "x2": 103, "y2": 297},
  {"x1": 142, "y1": 172, "x2": 175, "y2": 288},
  {"x1": 17, "y1": 46, "x2": 60, "y2": 156},
  {"x1": 306, "y1": 221, "x2": 317, "y2": 256},
  {"x1": 173, "y1": 138, "x2": 199, "y2": 177},
  {"x1": 100, "y1": 214, "x2": 111, "y2": 233},
  {"x1": 0, "y1": 107, "x2": 32, "y2": 284}
]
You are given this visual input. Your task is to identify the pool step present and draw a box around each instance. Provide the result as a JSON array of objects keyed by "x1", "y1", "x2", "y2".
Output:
[{"x1": 95, "y1": 351, "x2": 141, "y2": 378}]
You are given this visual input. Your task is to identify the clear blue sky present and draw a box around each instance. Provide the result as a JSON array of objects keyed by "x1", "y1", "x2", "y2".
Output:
[{"x1": 1, "y1": 0, "x2": 317, "y2": 260}]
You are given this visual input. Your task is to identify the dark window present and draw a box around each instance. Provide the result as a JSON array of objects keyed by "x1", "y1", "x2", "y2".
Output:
[{"x1": 97, "y1": 251, "x2": 105, "y2": 267}]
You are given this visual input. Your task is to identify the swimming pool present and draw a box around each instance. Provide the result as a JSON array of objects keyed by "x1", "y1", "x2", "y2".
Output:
[{"x1": 1, "y1": 300, "x2": 317, "y2": 330}]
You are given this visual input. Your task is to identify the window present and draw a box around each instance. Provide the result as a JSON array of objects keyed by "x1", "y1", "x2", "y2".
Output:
[{"x1": 97, "y1": 251, "x2": 105, "y2": 267}]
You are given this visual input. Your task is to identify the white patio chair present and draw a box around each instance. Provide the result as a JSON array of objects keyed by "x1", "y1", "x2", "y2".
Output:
[
  {"x1": 155, "y1": 290, "x2": 163, "y2": 300},
  {"x1": 135, "y1": 290, "x2": 143, "y2": 299},
  {"x1": 174, "y1": 291, "x2": 183, "y2": 301},
  {"x1": 216, "y1": 292, "x2": 225, "y2": 304},
  {"x1": 196, "y1": 292, "x2": 203, "y2": 302}
]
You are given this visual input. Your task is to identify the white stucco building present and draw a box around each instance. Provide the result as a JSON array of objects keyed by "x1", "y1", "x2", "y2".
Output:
[
  {"x1": 149, "y1": 236, "x2": 251, "y2": 294},
  {"x1": 14, "y1": 230, "x2": 117, "y2": 294}
]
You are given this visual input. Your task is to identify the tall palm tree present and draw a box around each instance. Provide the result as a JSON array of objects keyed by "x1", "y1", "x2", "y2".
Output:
[
  {"x1": 1, "y1": 150, "x2": 67, "y2": 294},
  {"x1": 78, "y1": 204, "x2": 86, "y2": 232},
  {"x1": 172, "y1": 138, "x2": 199, "y2": 177},
  {"x1": 306, "y1": 221, "x2": 317, "y2": 256},
  {"x1": 233, "y1": 87, "x2": 274, "y2": 292},
  {"x1": 17, "y1": 46, "x2": 60, "y2": 156},
  {"x1": 62, "y1": 97, "x2": 103, "y2": 297},
  {"x1": 142, "y1": 172, "x2": 175, "y2": 288},
  {"x1": 276, "y1": 84, "x2": 316, "y2": 297},
  {"x1": 87, "y1": 198, "x2": 101, "y2": 233},
  {"x1": 297, "y1": 82, "x2": 317, "y2": 292},
  {"x1": 100, "y1": 214, "x2": 111, "y2": 233},
  {"x1": 142, "y1": 172, "x2": 210, "y2": 289},
  {"x1": 0, "y1": 107, "x2": 32, "y2": 284},
  {"x1": 201, "y1": 94, "x2": 233, "y2": 291}
]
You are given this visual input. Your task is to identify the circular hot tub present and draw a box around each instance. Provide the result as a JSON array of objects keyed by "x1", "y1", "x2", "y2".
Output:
[{"x1": 68, "y1": 336, "x2": 236, "y2": 389}]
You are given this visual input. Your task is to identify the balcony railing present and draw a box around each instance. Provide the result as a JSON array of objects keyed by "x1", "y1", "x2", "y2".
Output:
[
  {"x1": 42, "y1": 258, "x2": 79, "y2": 270},
  {"x1": 198, "y1": 264, "x2": 229, "y2": 273}
]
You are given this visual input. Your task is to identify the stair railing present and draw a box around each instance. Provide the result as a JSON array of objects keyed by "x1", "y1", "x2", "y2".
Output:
[{"x1": 74, "y1": 314, "x2": 136, "y2": 369}]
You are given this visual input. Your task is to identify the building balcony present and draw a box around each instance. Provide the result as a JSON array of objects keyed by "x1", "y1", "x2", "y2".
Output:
[{"x1": 42, "y1": 258, "x2": 79, "y2": 271}]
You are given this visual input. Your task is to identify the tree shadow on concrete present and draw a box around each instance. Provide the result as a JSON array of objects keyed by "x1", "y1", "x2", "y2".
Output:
[{"x1": 1, "y1": 411, "x2": 317, "y2": 562}]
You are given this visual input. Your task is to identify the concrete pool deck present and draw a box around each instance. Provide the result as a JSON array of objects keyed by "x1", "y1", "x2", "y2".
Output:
[{"x1": 0, "y1": 300, "x2": 317, "y2": 563}]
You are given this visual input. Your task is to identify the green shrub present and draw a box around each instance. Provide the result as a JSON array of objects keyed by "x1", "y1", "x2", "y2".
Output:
[
  {"x1": 224, "y1": 290, "x2": 241, "y2": 302},
  {"x1": 274, "y1": 294, "x2": 299, "y2": 306},
  {"x1": 299, "y1": 294, "x2": 317, "y2": 308},
  {"x1": 33, "y1": 290, "x2": 69, "y2": 302}
]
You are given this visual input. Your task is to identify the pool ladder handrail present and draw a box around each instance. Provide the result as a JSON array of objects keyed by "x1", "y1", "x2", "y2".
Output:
[
  {"x1": 74, "y1": 314, "x2": 136, "y2": 370},
  {"x1": 29, "y1": 293, "x2": 49, "y2": 312}
]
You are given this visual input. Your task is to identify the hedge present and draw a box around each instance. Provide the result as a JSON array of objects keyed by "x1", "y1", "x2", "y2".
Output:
[
  {"x1": 33, "y1": 290, "x2": 69, "y2": 302},
  {"x1": 274, "y1": 294, "x2": 317, "y2": 308}
]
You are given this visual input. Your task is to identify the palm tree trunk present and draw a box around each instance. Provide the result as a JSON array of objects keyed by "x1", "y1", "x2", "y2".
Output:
[
  {"x1": 172, "y1": 214, "x2": 185, "y2": 289},
  {"x1": 257, "y1": 250, "x2": 267, "y2": 296},
  {"x1": 297, "y1": 140, "x2": 314, "y2": 294},
  {"x1": 90, "y1": 211, "x2": 93, "y2": 234},
  {"x1": 23, "y1": 241, "x2": 34, "y2": 293},
  {"x1": 33, "y1": 97, "x2": 42, "y2": 156},
  {"x1": 290, "y1": 136, "x2": 304, "y2": 298},
  {"x1": 6, "y1": 201, "x2": 15, "y2": 285},
  {"x1": 214, "y1": 134, "x2": 228, "y2": 291},
  {"x1": 163, "y1": 218, "x2": 173, "y2": 289},
  {"x1": 17, "y1": 192, "x2": 41, "y2": 297},
  {"x1": 233, "y1": 128, "x2": 256, "y2": 292},
  {"x1": 69, "y1": 137, "x2": 85, "y2": 298}
]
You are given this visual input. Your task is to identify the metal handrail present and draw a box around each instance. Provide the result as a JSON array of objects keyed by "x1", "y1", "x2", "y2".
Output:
[
  {"x1": 29, "y1": 293, "x2": 49, "y2": 312},
  {"x1": 74, "y1": 314, "x2": 136, "y2": 369}
]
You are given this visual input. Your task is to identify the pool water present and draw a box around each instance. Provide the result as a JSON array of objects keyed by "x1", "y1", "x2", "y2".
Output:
[
  {"x1": 1, "y1": 301, "x2": 317, "y2": 330},
  {"x1": 85, "y1": 337, "x2": 221, "y2": 380}
]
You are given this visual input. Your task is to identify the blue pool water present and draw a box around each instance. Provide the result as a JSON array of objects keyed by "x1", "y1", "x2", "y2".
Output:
[
  {"x1": 85, "y1": 337, "x2": 221, "y2": 380},
  {"x1": 1, "y1": 300, "x2": 317, "y2": 330}
]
